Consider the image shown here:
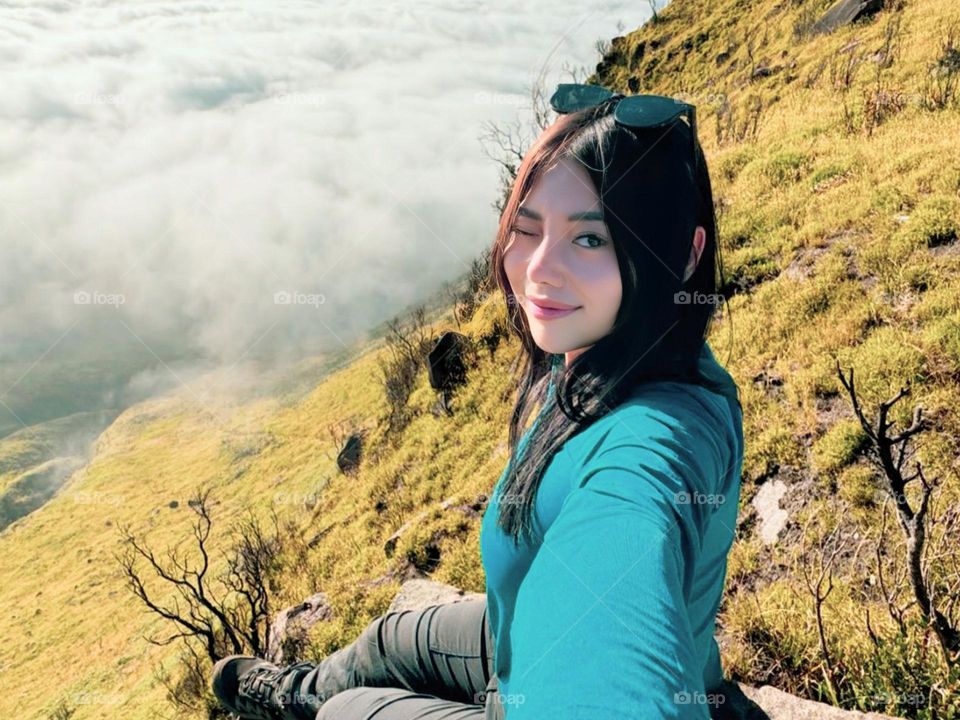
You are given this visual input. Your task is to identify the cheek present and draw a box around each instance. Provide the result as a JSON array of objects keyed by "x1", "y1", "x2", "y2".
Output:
[
  {"x1": 583, "y1": 257, "x2": 622, "y2": 317},
  {"x1": 503, "y1": 250, "x2": 525, "y2": 288}
]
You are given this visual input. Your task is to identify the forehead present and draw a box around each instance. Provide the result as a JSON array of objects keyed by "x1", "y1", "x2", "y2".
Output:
[{"x1": 521, "y1": 155, "x2": 600, "y2": 213}]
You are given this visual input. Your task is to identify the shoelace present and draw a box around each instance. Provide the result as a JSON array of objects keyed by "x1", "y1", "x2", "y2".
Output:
[{"x1": 236, "y1": 665, "x2": 285, "y2": 720}]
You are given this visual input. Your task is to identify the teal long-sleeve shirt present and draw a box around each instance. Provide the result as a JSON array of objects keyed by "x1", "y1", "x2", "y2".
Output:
[{"x1": 479, "y1": 341, "x2": 744, "y2": 719}]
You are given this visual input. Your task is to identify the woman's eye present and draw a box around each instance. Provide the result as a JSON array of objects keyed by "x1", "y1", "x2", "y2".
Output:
[
  {"x1": 509, "y1": 226, "x2": 606, "y2": 248},
  {"x1": 573, "y1": 234, "x2": 607, "y2": 249}
]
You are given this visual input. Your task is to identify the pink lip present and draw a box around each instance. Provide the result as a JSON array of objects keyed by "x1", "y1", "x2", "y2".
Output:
[{"x1": 528, "y1": 297, "x2": 581, "y2": 320}]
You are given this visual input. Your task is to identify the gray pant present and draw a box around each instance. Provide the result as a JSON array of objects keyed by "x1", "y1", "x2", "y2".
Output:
[
  {"x1": 276, "y1": 596, "x2": 505, "y2": 720},
  {"x1": 273, "y1": 595, "x2": 752, "y2": 720}
]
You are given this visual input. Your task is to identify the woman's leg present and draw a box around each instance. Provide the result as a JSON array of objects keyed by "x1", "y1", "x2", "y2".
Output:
[
  {"x1": 313, "y1": 686, "x2": 487, "y2": 719},
  {"x1": 274, "y1": 595, "x2": 500, "y2": 719}
]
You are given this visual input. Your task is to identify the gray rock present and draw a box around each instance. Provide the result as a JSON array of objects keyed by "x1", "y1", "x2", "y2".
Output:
[
  {"x1": 812, "y1": 0, "x2": 885, "y2": 36},
  {"x1": 266, "y1": 591, "x2": 333, "y2": 665},
  {"x1": 387, "y1": 578, "x2": 484, "y2": 613},
  {"x1": 751, "y1": 478, "x2": 789, "y2": 545},
  {"x1": 738, "y1": 683, "x2": 899, "y2": 719}
]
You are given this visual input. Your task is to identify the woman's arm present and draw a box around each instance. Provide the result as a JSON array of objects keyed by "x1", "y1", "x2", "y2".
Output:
[{"x1": 506, "y1": 402, "x2": 730, "y2": 719}]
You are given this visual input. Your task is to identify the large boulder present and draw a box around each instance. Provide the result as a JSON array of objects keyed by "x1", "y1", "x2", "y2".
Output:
[
  {"x1": 427, "y1": 331, "x2": 472, "y2": 414},
  {"x1": 427, "y1": 331, "x2": 470, "y2": 392},
  {"x1": 337, "y1": 432, "x2": 362, "y2": 474}
]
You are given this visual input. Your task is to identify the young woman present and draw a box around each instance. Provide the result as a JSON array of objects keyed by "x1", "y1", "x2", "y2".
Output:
[{"x1": 212, "y1": 84, "x2": 744, "y2": 720}]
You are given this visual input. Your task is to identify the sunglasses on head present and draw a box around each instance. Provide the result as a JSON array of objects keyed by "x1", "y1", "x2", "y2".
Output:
[{"x1": 548, "y1": 83, "x2": 700, "y2": 175}]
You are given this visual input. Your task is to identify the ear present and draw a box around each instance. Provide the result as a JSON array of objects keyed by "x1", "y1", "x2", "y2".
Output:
[{"x1": 682, "y1": 226, "x2": 706, "y2": 284}]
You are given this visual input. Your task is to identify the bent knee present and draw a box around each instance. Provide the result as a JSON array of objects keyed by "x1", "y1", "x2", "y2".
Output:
[
  {"x1": 315, "y1": 686, "x2": 481, "y2": 719},
  {"x1": 314, "y1": 686, "x2": 410, "y2": 719}
]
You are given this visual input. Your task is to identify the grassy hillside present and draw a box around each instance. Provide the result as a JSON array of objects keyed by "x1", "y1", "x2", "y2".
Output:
[
  {"x1": 0, "y1": 301, "x2": 519, "y2": 720},
  {"x1": 589, "y1": 0, "x2": 960, "y2": 715},
  {"x1": 3, "y1": 0, "x2": 960, "y2": 718}
]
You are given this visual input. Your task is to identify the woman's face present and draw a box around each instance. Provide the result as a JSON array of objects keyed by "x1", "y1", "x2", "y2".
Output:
[{"x1": 503, "y1": 155, "x2": 622, "y2": 368}]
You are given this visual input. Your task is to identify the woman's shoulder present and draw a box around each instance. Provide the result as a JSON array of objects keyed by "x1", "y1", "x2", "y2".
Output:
[{"x1": 559, "y1": 378, "x2": 737, "y2": 477}]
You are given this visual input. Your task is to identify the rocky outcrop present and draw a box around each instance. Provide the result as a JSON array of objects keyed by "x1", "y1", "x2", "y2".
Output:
[
  {"x1": 387, "y1": 578, "x2": 485, "y2": 613},
  {"x1": 735, "y1": 683, "x2": 900, "y2": 719},
  {"x1": 811, "y1": 0, "x2": 885, "y2": 36},
  {"x1": 266, "y1": 591, "x2": 334, "y2": 665},
  {"x1": 337, "y1": 432, "x2": 363, "y2": 473},
  {"x1": 427, "y1": 331, "x2": 471, "y2": 414}
]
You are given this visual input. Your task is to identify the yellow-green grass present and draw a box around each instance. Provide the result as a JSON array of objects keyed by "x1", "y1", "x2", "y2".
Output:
[{"x1": 595, "y1": 0, "x2": 960, "y2": 711}]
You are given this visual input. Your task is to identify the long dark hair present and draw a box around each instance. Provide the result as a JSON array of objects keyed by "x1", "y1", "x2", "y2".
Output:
[{"x1": 488, "y1": 95, "x2": 733, "y2": 546}]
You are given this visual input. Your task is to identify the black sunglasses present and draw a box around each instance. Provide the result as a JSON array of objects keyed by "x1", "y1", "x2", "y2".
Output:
[{"x1": 548, "y1": 83, "x2": 700, "y2": 174}]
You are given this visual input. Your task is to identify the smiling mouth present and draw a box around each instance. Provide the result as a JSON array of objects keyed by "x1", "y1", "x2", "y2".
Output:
[{"x1": 527, "y1": 298, "x2": 581, "y2": 319}]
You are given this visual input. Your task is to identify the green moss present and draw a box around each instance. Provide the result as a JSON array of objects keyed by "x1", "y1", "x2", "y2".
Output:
[
  {"x1": 812, "y1": 418, "x2": 870, "y2": 477},
  {"x1": 835, "y1": 326, "x2": 929, "y2": 402},
  {"x1": 869, "y1": 183, "x2": 913, "y2": 215},
  {"x1": 720, "y1": 208, "x2": 766, "y2": 250},
  {"x1": 838, "y1": 464, "x2": 878, "y2": 509},
  {"x1": 810, "y1": 162, "x2": 848, "y2": 188},
  {"x1": 922, "y1": 313, "x2": 960, "y2": 371},
  {"x1": 743, "y1": 422, "x2": 804, "y2": 483},
  {"x1": 717, "y1": 146, "x2": 756, "y2": 183},
  {"x1": 914, "y1": 284, "x2": 960, "y2": 322},
  {"x1": 901, "y1": 194, "x2": 960, "y2": 248},
  {"x1": 763, "y1": 151, "x2": 812, "y2": 185},
  {"x1": 725, "y1": 245, "x2": 781, "y2": 292},
  {"x1": 462, "y1": 291, "x2": 508, "y2": 343}
]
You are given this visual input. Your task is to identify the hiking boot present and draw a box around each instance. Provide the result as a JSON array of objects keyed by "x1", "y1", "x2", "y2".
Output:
[
  {"x1": 212, "y1": 655, "x2": 320, "y2": 720},
  {"x1": 212, "y1": 655, "x2": 285, "y2": 720}
]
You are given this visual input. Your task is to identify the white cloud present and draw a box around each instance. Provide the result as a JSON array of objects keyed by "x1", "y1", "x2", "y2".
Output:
[{"x1": 0, "y1": 0, "x2": 648, "y2": 378}]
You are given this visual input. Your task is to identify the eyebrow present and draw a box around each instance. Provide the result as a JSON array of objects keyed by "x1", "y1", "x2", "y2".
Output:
[{"x1": 517, "y1": 206, "x2": 605, "y2": 222}]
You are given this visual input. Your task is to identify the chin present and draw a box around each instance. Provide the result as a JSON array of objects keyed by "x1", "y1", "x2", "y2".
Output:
[{"x1": 529, "y1": 335, "x2": 571, "y2": 356}]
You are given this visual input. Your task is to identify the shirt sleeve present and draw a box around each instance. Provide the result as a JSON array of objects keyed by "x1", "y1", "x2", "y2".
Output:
[{"x1": 505, "y1": 399, "x2": 729, "y2": 719}]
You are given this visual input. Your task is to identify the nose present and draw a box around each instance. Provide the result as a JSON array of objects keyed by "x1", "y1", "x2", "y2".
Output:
[{"x1": 526, "y1": 231, "x2": 568, "y2": 287}]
